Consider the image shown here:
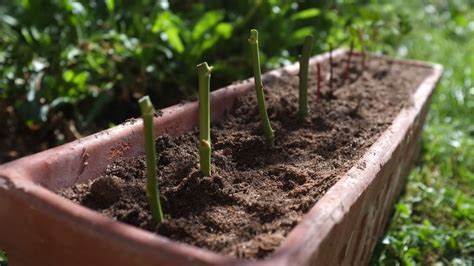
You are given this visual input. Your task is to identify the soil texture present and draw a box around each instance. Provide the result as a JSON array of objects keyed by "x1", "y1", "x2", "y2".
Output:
[{"x1": 60, "y1": 55, "x2": 432, "y2": 259}]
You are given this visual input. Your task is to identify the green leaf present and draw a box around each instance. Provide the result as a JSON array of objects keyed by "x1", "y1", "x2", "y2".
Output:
[
  {"x1": 21, "y1": 0, "x2": 29, "y2": 8},
  {"x1": 63, "y1": 70, "x2": 75, "y2": 82},
  {"x1": 215, "y1": 23, "x2": 233, "y2": 39},
  {"x1": 86, "y1": 54, "x2": 105, "y2": 74},
  {"x1": 21, "y1": 28, "x2": 33, "y2": 44},
  {"x1": 1, "y1": 14, "x2": 18, "y2": 26},
  {"x1": 291, "y1": 8, "x2": 321, "y2": 20},
  {"x1": 290, "y1": 27, "x2": 313, "y2": 45},
  {"x1": 166, "y1": 28, "x2": 184, "y2": 53},
  {"x1": 396, "y1": 203, "x2": 412, "y2": 219},
  {"x1": 192, "y1": 11, "x2": 224, "y2": 40},
  {"x1": 72, "y1": 71, "x2": 89, "y2": 90},
  {"x1": 200, "y1": 35, "x2": 220, "y2": 53},
  {"x1": 105, "y1": 0, "x2": 114, "y2": 13},
  {"x1": 152, "y1": 11, "x2": 182, "y2": 33},
  {"x1": 453, "y1": 14, "x2": 468, "y2": 27},
  {"x1": 359, "y1": 7, "x2": 381, "y2": 21},
  {"x1": 152, "y1": 11, "x2": 184, "y2": 53}
]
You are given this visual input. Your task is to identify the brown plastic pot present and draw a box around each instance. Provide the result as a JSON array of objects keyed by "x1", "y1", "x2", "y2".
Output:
[{"x1": 0, "y1": 49, "x2": 442, "y2": 266}]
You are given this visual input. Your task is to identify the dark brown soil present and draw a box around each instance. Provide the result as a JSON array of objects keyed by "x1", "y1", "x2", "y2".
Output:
[
  {"x1": 59, "y1": 55, "x2": 432, "y2": 259},
  {"x1": 0, "y1": 101, "x2": 86, "y2": 164}
]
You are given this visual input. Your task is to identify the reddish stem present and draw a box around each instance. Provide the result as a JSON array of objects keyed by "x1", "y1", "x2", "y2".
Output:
[
  {"x1": 316, "y1": 63, "x2": 321, "y2": 102},
  {"x1": 343, "y1": 41, "x2": 354, "y2": 83},
  {"x1": 329, "y1": 44, "x2": 333, "y2": 90}
]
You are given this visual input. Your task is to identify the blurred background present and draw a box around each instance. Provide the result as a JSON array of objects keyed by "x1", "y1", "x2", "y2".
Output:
[{"x1": 0, "y1": 0, "x2": 472, "y2": 265}]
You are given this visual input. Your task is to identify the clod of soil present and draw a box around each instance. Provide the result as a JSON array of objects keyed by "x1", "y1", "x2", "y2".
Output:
[
  {"x1": 59, "y1": 55, "x2": 433, "y2": 259},
  {"x1": 88, "y1": 176, "x2": 123, "y2": 208}
]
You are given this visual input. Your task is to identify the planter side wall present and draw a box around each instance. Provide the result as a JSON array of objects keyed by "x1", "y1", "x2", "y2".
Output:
[
  {"x1": 310, "y1": 121, "x2": 424, "y2": 265},
  {"x1": 318, "y1": 67, "x2": 440, "y2": 266}
]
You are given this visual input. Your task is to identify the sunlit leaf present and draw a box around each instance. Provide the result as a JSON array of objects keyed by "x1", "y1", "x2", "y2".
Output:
[
  {"x1": 21, "y1": 0, "x2": 29, "y2": 8},
  {"x1": 215, "y1": 23, "x2": 233, "y2": 39},
  {"x1": 1, "y1": 14, "x2": 18, "y2": 26},
  {"x1": 359, "y1": 7, "x2": 381, "y2": 21},
  {"x1": 192, "y1": 11, "x2": 224, "y2": 40},
  {"x1": 72, "y1": 71, "x2": 89, "y2": 90},
  {"x1": 63, "y1": 70, "x2": 75, "y2": 82},
  {"x1": 21, "y1": 28, "x2": 33, "y2": 44},
  {"x1": 152, "y1": 11, "x2": 184, "y2": 53},
  {"x1": 200, "y1": 36, "x2": 219, "y2": 53},
  {"x1": 289, "y1": 27, "x2": 313, "y2": 46},
  {"x1": 165, "y1": 28, "x2": 184, "y2": 53},
  {"x1": 151, "y1": 11, "x2": 182, "y2": 33},
  {"x1": 290, "y1": 8, "x2": 320, "y2": 20},
  {"x1": 105, "y1": 0, "x2": 114, "y2": 13}
]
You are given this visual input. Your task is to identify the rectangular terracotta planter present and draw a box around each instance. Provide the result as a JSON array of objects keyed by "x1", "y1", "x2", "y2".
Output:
[{"x1": 0, "y1": 49, "x2": 442, "y2": 266}]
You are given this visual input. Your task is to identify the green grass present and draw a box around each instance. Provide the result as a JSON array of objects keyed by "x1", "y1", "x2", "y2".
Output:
[
  {"x1": 0, "y1": 250, "x2": 6, "y2": 266},
  {"x1": 371, "y1": 0, "x2": 474, "y2": 264}
]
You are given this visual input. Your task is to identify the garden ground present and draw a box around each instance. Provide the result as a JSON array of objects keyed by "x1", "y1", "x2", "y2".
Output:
[{"x1": 1, "y1": 0, "x2": 473, "y2": 265}]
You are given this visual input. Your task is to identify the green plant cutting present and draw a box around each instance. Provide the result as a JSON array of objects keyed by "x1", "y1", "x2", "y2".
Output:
[
  {"x1": 197, "y1": 62, "x2": 213, "y2": 176},
  {"x1": 298, "y1": 34, "x2": 314, "y2": 119},
  {"x1": 138, "y1": 96, "x2": 164, "y2": 224},
  {"x1": 248, "y1": 29, "x2": 274, "y2": 145}
]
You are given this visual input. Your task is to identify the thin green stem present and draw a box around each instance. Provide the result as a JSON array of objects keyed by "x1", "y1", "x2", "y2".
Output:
[
  {"x1": 248, "y1": 29, "x2": 274, "y2": 145},
  {"x1": 197, "y1": 62, "x2": 213, "y2": 176},
  {"x1": 298, "y1": 34, "x2": 314, "y2": 119},
  {"x1": 138, "y1": 96, "x2": 164, "y2": 224}
]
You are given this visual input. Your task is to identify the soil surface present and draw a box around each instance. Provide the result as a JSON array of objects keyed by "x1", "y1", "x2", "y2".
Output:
[{"x1": 59, "y1": 55, "x2": 432, "y2": 259}]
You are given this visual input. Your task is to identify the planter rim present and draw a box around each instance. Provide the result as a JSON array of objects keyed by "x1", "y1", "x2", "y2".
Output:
[{"x1": 0, "y1": 49, "x2": 443, "y2": 265}]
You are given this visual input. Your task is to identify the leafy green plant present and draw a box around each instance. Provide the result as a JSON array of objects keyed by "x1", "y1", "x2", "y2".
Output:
[
  {"x1": 248, "y1": 29, "x2": 274, "y2": 145},
  {"x1": 298, "y1": 34, "x2": 314, "y2": 119},
  {"x1": 138, "y1": 96, "x2": 164, "y2": 224},
  {"x1": 3, "y1": 1, "x2": 397, "y2": 163},
  {"x1": 197, "y1": 62, "x2": 213, "y2": 176}
]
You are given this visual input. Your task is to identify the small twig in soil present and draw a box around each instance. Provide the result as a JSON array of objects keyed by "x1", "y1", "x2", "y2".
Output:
[
  {"x1": 343, "y1": 40, "x2": 354, "y2": 83},
  {"x1": 138, "y1": 96, "x2": 164, "y2": 224},
  {"x1": 248, "y1": 29, "x2": 274, "y2": 145},
  {"x1": 298, "y1": 34, "x2": 314, "y2": 119},
  {"x1": 329, "y1": 43, "x2": 334, "y2": 90},
  {"x1": 197, "y1": 62, "x2": 213, "y2": 176},
  {"x1": 316, "y1": 63, "x2": 321, "y2": 102}
]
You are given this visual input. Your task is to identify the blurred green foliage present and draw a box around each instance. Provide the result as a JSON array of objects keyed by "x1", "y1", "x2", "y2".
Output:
[
  {"x1": 0, "y1": 0, "x2": 410, "y2": 134},
  {"x1": 371, "y1": 0, "x2": 474, "y2": 264},
  {"x1": 0, "y1": 250, "x2": 6, "y2": 266}
]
